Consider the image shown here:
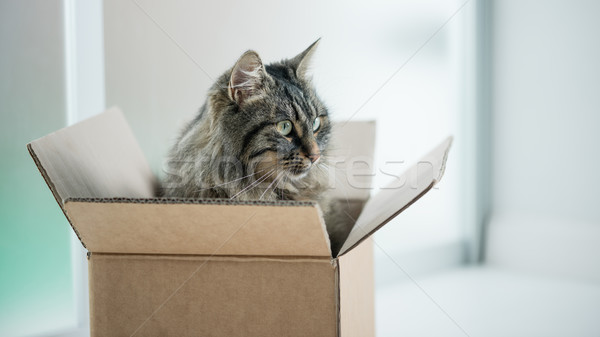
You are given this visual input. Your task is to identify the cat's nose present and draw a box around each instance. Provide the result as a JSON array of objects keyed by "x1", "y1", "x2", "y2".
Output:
[{"x1": 307, "y1": 142, "x2": 321, "y2": 164}]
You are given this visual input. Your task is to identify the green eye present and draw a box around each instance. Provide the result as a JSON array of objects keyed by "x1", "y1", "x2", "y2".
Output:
[
  {"x1": 312, "y1": 117, "x2": 321, "y2": 132},
  {"x1": 277, "y1": 120, "x2": 293, "y2": 136}
]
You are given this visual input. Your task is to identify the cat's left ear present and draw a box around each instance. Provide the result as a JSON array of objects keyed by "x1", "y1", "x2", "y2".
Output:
[
  {"x1": 290, "y1": 38, "x2": 320, "y2": 79},
  {"x1": 229, "y1": 50, "x2": 268, "y2": 105}
]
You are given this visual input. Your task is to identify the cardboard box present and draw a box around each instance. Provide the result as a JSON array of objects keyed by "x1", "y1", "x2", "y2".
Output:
[{"x1": 27, "y1": 107, "x2": 451, "y2": 336}]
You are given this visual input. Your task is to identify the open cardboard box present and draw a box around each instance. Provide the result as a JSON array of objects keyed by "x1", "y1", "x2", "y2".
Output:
[{"x1": 27, "y1": 107, "x2": 451, "y2": 336}]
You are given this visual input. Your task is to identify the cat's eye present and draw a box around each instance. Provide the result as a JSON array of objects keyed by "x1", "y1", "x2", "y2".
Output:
[
  {"x1": 312, "y1": 117, "x2": 321, "y2": 132},
  {"x1": 277, "y1": 120, "x2": 293, "y2": 136}
]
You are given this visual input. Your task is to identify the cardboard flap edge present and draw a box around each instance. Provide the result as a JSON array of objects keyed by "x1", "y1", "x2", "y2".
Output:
[
  {"x1": 27, "y1": 142, "x2": 64, "y2": 208},
  {"x1": 64, "y1": 199, "x2": 332, "y2": 257},
  {"x1": 337, "y1": 136, "x2": 453, "y2": 257},
  {"x1": 27, "y1": 142, "x2": 88, "y2": 249}
]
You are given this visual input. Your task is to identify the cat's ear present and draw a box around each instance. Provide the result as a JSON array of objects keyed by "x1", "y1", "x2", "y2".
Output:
[
  {"x1": 290, "y1": 38, "x2": 320, "y2": 79},
  {"x1": 228, "y1": 50, "x2": 267, "y2": 105}
]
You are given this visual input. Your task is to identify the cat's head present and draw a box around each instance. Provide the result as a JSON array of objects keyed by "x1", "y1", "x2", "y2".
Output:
[{"x1": 210, "y1": 39, "x2": 331, "y2": 181}]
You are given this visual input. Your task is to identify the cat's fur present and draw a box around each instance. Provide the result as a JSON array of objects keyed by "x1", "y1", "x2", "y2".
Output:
[{"x1": 162, "y1": 40, "x2": 351, "y2": 253}]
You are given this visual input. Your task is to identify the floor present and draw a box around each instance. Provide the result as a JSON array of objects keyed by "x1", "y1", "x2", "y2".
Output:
[{"x1": 375, "y1": 266, "x2": 600, "y2": 337}]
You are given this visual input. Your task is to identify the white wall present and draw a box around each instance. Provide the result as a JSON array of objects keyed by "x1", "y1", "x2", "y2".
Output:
[{"x1": 487, "y1": 0, "x2": 600, "y2": 282}]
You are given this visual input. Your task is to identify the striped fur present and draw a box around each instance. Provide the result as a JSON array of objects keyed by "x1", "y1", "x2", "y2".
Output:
[{"x1": 161, "y1": 41, "x2": 354, "y2": 253}]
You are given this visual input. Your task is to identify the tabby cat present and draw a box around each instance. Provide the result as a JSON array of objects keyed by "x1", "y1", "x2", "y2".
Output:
[{"x1": 162, "y1": 40, "x2": 350, "y2": 253}]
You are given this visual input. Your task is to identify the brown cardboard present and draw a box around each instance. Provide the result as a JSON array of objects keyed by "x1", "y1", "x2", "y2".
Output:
[
  {"x1": 88, "y1": 254, "x2": 336, "y2": 337},
  {"x1": 339, "y1": 238, "x2": 375, "y2": 337},
  {"x1": 27, "y1": 107, "x2": 451, "y2": 336},
  {"x1": 64, "y1": 200, "x2": 331, "y2": 256}
]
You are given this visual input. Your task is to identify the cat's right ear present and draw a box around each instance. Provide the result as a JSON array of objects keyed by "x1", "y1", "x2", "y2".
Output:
[
  {"x1": 228, "y1": 51, "x2": 267, "y2": 105},
  {"x1": 290, "y1": 38, "x2": 320, "y2": 79}
]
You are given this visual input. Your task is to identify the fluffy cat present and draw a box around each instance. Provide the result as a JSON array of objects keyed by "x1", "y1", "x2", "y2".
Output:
[{"x1": 162, "y1": 40, "x2": 350, "y2": 253}]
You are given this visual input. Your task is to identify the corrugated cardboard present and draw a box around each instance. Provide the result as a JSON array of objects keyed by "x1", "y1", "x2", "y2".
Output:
[
  {"x1": 28, "y1": 107, "x2": 451, "y2": 336},
  {"x1": 89, "y1": 254, "x2": 337, "y2": 336},
  {"x1": 64, "y1": 201, "x2": 331, "y2": 257}
]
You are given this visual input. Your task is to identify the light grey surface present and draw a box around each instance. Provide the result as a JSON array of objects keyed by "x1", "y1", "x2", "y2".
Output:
[
  {"x1": 486, "y1": 213, "x2": 600, "y2": 284},
  {"x1": 376, "y1": 266, "x2": 600, "y2": 337}
]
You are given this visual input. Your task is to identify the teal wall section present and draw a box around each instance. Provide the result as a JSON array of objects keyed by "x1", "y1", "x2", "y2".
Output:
[{"x1": 0, "y1": 1, "x2": 76, "y2": 336}]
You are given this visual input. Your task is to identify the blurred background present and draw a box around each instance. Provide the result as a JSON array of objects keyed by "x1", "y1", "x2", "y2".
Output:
[{"x1": 1, "y1": 0, "x2": 599, "y2": 336}]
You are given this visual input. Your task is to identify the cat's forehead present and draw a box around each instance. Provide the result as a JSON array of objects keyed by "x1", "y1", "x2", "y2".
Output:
[
  {"x1": 275, "y1": 89, "x2": 313, "y2": 120},
  {"x1": 268, "y1": 75, "x2": 304, "y2": 96},
  {"x1": 265, "y1": 63, "x2": 295, "y2": 82},
  {"x1": 258, "y1": 62, "x2": 324, "y2": 119},
  {"x1": 263, "y1": 81, "x2": 307, "y2": 112},
  {"x1": 265, "y1": 64, "x2": 308, "y2": 94}
]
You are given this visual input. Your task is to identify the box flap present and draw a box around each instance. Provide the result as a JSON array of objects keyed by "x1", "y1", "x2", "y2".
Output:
[
  {"x1": 64, "y1": 198, "x2": 332, "y2": 257},
  {"x1": 27, "y1": 107, "x2": 156, "y2": 207},
  {"x1": 338, "y1": 137, "x2": 452, "y2": 256}
]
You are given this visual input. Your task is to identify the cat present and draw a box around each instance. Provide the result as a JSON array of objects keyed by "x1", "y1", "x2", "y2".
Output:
[{"x1": 161, "y1": 39, "x2": 351, "y2": 254}]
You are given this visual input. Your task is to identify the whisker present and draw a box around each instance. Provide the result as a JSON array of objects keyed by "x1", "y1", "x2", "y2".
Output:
[
  {"x1": 230, "y1": 169, "x2": 275, "y2": 200},
  {"x1": 194, "y1": 163, "x2": 279, "y2": 192},
  {"x1": 275, "y1": 171, "x2": 290, "y2": 200},
  {"x1": 260, "y1": 171, "x2": 283, "y2": 200},
  {"x1": 247, "y1": 170, "x2": 278, "y2": 199}
]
